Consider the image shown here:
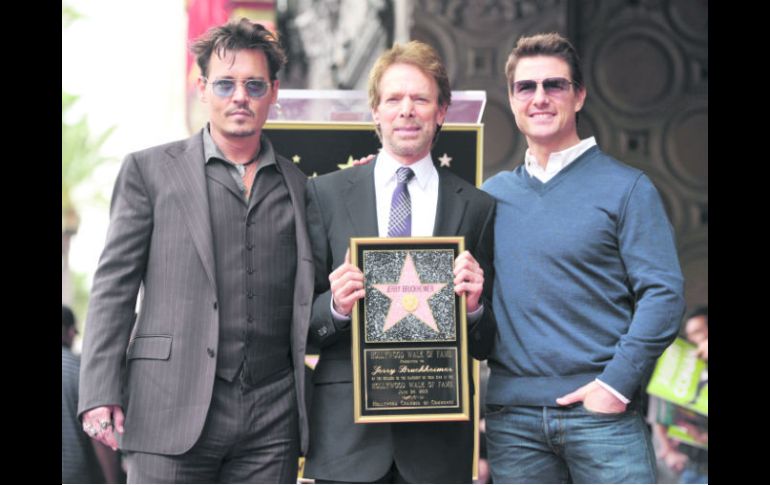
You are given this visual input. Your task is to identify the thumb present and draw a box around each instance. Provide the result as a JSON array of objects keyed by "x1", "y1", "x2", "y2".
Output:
[
  {"x1": 112, "y1": 406, "x2": 126, "y2": 434},
  {"x1": 344, "y1": 248, "x2": 351, "y2": 265},
  {"x1": 556, "y1": 384, "x2": 588, "y2": 406}
]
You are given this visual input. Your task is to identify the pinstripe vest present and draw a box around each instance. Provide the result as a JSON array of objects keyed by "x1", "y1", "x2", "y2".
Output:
[{"x1": 206, "y1": 159, "x2": 296, "y2": 385}]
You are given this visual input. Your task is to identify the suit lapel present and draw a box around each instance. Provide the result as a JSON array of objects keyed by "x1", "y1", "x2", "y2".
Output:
[
  {"x1": 433, "y1": 169, "x2": 468, "y2": 236},
  {"x1": 164, "y1": 133, "x2": 217, "y2": 288},
  {"x1": 275, "y1": 156, "x2": 311, "y2": 260},
  {"x1": 343, "y1": 161, "x2": 379, "y2": 236}
]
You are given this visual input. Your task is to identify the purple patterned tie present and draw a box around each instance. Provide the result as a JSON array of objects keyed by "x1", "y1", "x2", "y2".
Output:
[{"x1": 387, "y1": 167, "x2": 415, "y2": 237}]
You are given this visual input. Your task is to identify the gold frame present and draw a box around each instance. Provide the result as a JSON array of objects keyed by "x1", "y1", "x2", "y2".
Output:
[{"x1": 350, "y1": 236, "x2": 471, "y2": 424}]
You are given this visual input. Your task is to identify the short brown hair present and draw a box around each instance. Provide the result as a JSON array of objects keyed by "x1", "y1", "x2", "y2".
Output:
[
  {"x1": 368, "y1": 41, "x2": 451, "y2": 111},
  {"x1": 190, "y1": 18, "x2": 287, "y2": 81},
  {"x1": 505, "y1": 33, "x2": 583, "y2": 90}
]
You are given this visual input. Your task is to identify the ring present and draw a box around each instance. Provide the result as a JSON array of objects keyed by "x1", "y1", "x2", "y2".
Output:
[
  {"x1": 84, "y1": 424, "x2": 97, "y2": 437},
  {"x1": 99, "y1": 419, "x2": 111, "y2": 430}
]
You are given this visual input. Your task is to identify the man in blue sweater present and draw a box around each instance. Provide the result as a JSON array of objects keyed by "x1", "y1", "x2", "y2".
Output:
[{"x1": 481, "y1": 32, "x2": 685, "y2": 483}]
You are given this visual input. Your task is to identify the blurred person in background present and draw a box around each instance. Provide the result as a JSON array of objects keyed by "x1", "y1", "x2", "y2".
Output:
[
  {"x1": 653, "y1": 306, "x2": 708, "y2": 484},
  {"x1": 62, "y1": 305, "x2": 122, "y2": 483}
]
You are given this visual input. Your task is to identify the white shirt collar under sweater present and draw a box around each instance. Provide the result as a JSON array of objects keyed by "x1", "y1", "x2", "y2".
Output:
[
  {"x1": 374, "y1": 149, "x2": 439, "y2": 237},
  {"x1": 524, "y1": 136, "x2": 597, "y2": 183}
]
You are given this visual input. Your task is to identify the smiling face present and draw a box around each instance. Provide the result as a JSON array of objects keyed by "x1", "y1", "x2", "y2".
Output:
[
  {"x1": 197, "y1": 48, "x2": 278, "y2": 142},
  {"x1": 372, "y1": 63, "x2": 448, "y2": 165},
  {"x1": 509, "y1": 55, "x2": 586, "y2": 154}
]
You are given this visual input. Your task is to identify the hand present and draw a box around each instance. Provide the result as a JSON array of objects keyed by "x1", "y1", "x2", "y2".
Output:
[
  {"x1": 330, "y1": 249, "x2": 365, "y2": 316},
  {"x1": 696, "y1": 339, "x2": 708, "y2": 361},
  {"x1": 352, "y1": 154, "x2": 376, "y2": 166},
  {"x1": 680, "y1": 423, "x2": 708, "y2": 445},
  {"x1": 556, "y1": 381, "x2": 627, "y2": 414},
  {"x1": 662, "y1": 448, "x2": 689, "y2": 473},
  {"x1": 82, "y1": 405, "x2": 125, "y2": 451},
  {"x1": 453, "y1": 250, "x2": 484, "y2": 313}
]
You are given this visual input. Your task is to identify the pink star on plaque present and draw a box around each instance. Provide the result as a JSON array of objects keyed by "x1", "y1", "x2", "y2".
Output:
[{"x1": 372, "y1": 253, "x2": 447, "y2": 332}]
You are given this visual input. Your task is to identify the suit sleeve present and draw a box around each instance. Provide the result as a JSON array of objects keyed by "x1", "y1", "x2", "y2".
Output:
[
  {"x1": 467, "y1": 197, "x2": 497, "y2": 360},
  {"x1": 305, "y1": 178, "x2": 351, "y2": 348},
  {"x1": 78, "y1": 153, "x2": 153, "y2": 418}
]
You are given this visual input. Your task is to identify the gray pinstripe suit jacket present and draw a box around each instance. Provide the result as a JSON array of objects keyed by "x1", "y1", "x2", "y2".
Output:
[{"x1": 77, "y1": 130, "x2": 313, "y2": 456}]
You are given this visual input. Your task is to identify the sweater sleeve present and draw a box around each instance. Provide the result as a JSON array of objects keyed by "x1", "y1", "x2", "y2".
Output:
[{"x1": 597, "y1": 173, "x2": 686, "y2": 399}]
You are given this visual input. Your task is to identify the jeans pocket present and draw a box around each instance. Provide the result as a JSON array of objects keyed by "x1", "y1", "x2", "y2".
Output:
[{"x1": 580, "y1": 402, "x2": 631, "y2": 418}]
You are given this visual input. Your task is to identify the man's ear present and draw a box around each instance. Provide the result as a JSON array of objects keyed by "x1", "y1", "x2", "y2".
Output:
[
  {"x1": 575, "y1": 86, "x2": 587, "y2": 112},
  {"x1": 436, "y1": 103, "x2": 448, "y2": 126},
  {"x1": 270, "y1": 79, "x2": 280, "y2": 104},
  {"x1": 197, "y1": 76, "x2": 208, "y2": 103}
]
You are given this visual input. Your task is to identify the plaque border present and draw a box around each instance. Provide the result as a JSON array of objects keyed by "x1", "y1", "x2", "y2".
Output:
[{"x1": 351, "y1": 236, "x2": 470, "y2": 423}]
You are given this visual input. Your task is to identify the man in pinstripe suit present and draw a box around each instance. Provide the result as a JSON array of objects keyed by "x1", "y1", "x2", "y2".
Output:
[{"x1": 78, "y1": 19, "x2": 313, "y2": 483}]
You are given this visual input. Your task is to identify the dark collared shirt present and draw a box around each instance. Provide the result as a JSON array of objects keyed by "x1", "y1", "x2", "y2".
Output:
[
  {"x1": 201, "y1": 123, "x2": 295, "y2": 384},
  {"x1": 202, "y1": 124, "x2": 280, "y2": 200}
]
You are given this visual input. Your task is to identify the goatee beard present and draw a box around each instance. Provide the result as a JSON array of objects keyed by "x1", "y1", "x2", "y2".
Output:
[{"x1": 227, "y1": 129, "x2": 257, "y2": 138}]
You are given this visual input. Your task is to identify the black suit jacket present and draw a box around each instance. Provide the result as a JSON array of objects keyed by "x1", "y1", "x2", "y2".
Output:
[{"x1": 303, "y1": 159, "x2": 497, "y2": 482}]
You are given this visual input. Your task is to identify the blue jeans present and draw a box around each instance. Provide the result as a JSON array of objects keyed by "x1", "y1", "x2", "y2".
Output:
[{"x1": 485, "y1": 404, "x2": 656, "y2": 484}]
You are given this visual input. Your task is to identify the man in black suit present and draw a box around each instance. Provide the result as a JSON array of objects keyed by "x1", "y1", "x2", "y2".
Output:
[{"x1": 304, "y1": 40, "x2": 497, "y2": 483}]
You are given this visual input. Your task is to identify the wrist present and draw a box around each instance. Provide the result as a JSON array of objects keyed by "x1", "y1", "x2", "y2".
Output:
[{"x1": 331, "y1": 299, "x2": 350, "y2": 318}]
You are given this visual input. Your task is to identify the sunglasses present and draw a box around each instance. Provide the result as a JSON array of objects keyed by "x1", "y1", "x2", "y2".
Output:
[
  {"x1": 511, "y1": 77, "x2": 575, "y2": 101},
  {"x1": 203, "y1": 77, "x2": 271, "y2": 98}
]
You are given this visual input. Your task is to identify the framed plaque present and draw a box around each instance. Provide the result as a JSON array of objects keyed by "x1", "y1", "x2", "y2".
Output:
[{"x1": 350, "y1": 236, "x2": 470, "y2": 423}]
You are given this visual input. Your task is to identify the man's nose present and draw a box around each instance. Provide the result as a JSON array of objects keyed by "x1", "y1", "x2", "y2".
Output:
[
  {"x1": 231, "y1": 82, "x2": 250, "y2": 102},
  {"x1": 532, "y1": 84, "x2": 550, "y2": 105},
  {"x1": 398, "y1": 98, "x2": 415, "y2": 117}
]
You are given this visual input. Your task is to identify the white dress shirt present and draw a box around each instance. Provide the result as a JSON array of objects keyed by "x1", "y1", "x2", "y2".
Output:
[
  {"x1": 374, "y1": 150, "x2": 438, "y2": 237},
  {"x1": 524, "y1": 136, "x2": 597, "y2": 183}
]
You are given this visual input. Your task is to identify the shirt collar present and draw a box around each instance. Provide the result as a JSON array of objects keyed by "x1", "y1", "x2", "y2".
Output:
[
  {"x1": 202, "y1": 123, "x2": 278, "y2": 172},
  {"x1": 524, "y1": 136, "x2": 597, "y2": 174},
  {"x1": 374, "y1": 149, "x2": 436, "y2": 190}
]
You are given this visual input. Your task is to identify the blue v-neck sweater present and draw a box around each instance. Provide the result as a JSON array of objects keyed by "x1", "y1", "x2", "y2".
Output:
[{"x1": 481, "y1": 146, "x2": 685, "y2": 406}]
